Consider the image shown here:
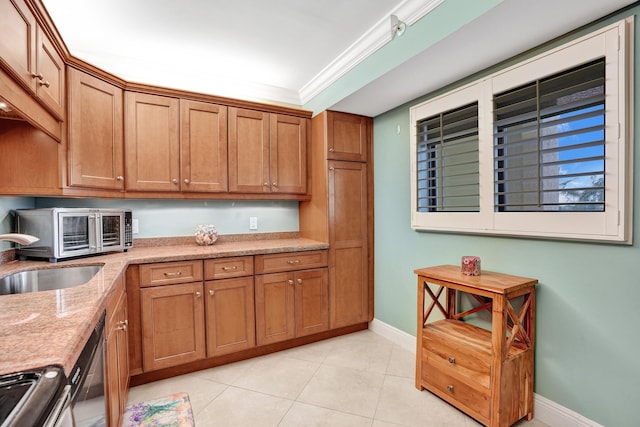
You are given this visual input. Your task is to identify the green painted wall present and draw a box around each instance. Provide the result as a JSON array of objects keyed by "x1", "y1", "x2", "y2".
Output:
[{"x1": 372, "y1": 6, "x2": 640, "y2": 427}]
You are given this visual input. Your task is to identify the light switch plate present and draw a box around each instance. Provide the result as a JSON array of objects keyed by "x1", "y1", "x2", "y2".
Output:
[{"x1": 249, "y1": 216, "x2": 258, "y2": 230}]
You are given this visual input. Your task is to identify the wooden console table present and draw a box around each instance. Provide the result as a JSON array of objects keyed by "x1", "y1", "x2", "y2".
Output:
[{"x1": 414, "y1": 265, "x2": 537, "y2": 427}]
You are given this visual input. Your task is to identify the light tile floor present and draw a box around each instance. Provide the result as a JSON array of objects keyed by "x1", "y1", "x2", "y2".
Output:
[{"x1": 126, "y1": 330, "x2": 549, "y2": 427}]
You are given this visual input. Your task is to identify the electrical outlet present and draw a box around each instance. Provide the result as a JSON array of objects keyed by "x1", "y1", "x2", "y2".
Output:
[
  {"x1": 249, "y1": 216, "x2": 258, "y2": 230},
  {"x1": 132, "y1": 219, "x2": 139, "y2": 234}
]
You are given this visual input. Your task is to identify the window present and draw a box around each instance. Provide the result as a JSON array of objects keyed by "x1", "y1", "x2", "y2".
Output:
[{"x1": 410, "y1": 18, "x2": 633, "y2": 243}]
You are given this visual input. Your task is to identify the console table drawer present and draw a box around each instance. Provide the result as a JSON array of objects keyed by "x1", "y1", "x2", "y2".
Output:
[
  {"x1": 423, "y1": 320, "x2": 491, "y2": 386},
  {"x1": 422, "y1": 361, "x2": 490, "y2": 420}
]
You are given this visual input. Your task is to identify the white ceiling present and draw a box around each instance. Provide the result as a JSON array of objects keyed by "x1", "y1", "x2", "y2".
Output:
[{"x1": 42, "y1": 0, "x2": 635, "y2": 117}]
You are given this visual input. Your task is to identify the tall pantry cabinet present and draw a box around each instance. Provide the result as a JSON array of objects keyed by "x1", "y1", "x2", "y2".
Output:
[{"x1": 300, "y1": 111, "x2": 373, "y2": 328}]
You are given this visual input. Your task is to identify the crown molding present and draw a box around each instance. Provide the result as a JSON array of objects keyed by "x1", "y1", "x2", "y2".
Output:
[{"x1": 299, "y1": 0, "x2": 445, "y2": 105}]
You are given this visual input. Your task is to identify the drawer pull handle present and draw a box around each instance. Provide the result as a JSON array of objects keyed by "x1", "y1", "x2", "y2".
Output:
[
  {"x1": 164, "y1": 271, "x2": 182, "y2": 277},
  {"x1": 209, "y1": 290, "x2": 215, "y2": 296},
  {"x1": 447, "y1": 385, "x2": 454, "y2": 393},
  {"x1": 448, "y1": 357, "x2": 455, "y2": 364},
  {"x1": 222, "y1": 266, "x2": 238, "y2": 271},
  {"x1": 287, "y1": 260, "x2": 301, "y2": 264}
]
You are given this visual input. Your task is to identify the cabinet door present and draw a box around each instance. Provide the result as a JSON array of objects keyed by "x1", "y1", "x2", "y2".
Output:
[
  {"x1": 327, "y1": 111, "x2": 368, "y2": 162},
  {"x1": 255, "y1": 272, "x2": 295, "y2": 345},
  {"x1": 140, "y1": 282, "x2": 205, "y2": 371},
  {"x1": 125, "y1": 92, "x2": 180, "y2": 191},
  {"x1": 270, "y1": 114, "x2": 307, "y2": 194},
  {"x1": 329, "y1": 160, "x2": 370, "y2": 328},
  {"x1": 68, "y1": 68, "x2": 124, "y2": 190},
  {"x1": 205, "y1": 277, "x2": 255, "y2": 356},
  {"x1": 180, "y1": 99, "x2": 228, "y2": 192},
  {"x1": 0, "y1": 0, "x2": 37, "y2": 92},
  {"x1": 106, "y1": 277, "x2": 128, "y2": 427},
  {"x1": 228, "y1": 107, "x2": 270, "y2": 193},
  {"x1": 34, "y1": 27, "x2": 64, "y2": 119},
  {"x1": 295, "y1": 268, "x2": 329, "y2": 337}
]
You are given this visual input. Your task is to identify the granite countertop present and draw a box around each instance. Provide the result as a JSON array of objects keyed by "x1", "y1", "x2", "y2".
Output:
[{"x1": 0, "y1": 236, "x2": 328, "y2": 376}]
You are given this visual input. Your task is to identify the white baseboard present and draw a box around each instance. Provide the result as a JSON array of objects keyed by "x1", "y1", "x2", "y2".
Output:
[{"x1": 368, "y1": 318, "x2": 604, "y2": 427}]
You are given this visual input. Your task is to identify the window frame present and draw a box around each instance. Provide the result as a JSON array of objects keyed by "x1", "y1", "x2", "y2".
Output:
[{"x1": 409, "y1": 18, "x2": 633, "y2": 243}]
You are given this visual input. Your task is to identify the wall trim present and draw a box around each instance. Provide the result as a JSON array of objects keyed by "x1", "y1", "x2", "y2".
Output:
[
  {"x1": 298, "y1": 0, "x2": 445, "y2": 104},
  {"x1": 368, "y1": 318, "x2": 605, "y2": 427}
]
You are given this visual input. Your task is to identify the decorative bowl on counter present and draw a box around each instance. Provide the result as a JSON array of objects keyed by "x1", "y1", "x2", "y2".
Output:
[{"x1": 195, "y1": 224, "x2": 218, "y2": 246}]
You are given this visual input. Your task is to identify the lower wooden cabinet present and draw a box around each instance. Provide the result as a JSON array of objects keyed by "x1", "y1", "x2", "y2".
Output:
[
  {"x1": 205, "y1": 277, "x2": 256, "y2": 356},
  {"x1": 105, "y1": 275, "x2": 129, "y2": 427},
  {"x1": 140, "y1": 282, "x2": 206, "y2": 371},
  {"x1": 255, "y1": 251, "x2": 329, "y2": 346}
]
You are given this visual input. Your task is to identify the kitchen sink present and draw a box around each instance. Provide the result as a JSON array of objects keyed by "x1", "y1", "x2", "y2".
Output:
[{"x1": 0, "y1": 265, "x2": 102, "y2": 295}]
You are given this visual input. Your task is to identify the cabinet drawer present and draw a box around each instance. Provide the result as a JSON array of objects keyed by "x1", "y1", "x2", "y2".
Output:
[
  {"x1": 422, "y1": 361, "x2": 490, "y2": 420},
  {"x1": 255, "y1": 250, "x2": 328, "y2": 274},
  {"x1": 422, "y1": 320, "x2": 491, "y2": 385},
  {"x1": 140, "y1": 260, "x2": 203, "y2": 287},
  {"x1": 204, "y1": 256, "x2": 254, "y2": 279}
]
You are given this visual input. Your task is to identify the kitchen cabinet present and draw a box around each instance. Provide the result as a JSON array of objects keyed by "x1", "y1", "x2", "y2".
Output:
[
  {"x1": 67, "y1": 67, "x2": 124, "y2": 190},
  {"x1": 105, "y1": 275, "x2": 129, "y2": 427},
  {"x1": 125, "y1": 92, "x2": 181, "y2": 192},
  {"x1": 255, "y1": 251, "x2": 328, "y2": 345},
  {"x1": 414, "y1": 265, "x2": 537, "y2": 427},
  {"x1": 180, "y1": 99, "x2": 228, "y2": 192},
  {"x1": 228, "y1": 107, "x2": 307, "y2": 194},
  {"x1": 299, "y1": 111, "x2": 373, "y2": 329},
  {"x1": 0, "y1": 0, "x2": 65, "y2": 119},
  {"x1": 125, "y1": 93, "x2": 229, "y2": 193},
  {"x1": 326, "y1": 111, "x2": 368, "y2": 162},
  {"x1": 204, "y1": 257, "x2": 255, "y2": 356},
  {"x1": 139, "y1": 260, "x2": 206, "y2": 371}
]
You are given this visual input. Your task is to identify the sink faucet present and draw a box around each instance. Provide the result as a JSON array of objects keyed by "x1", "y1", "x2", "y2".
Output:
[{"x1": 0, "y1": 233, "x2": 40, "y2": 245}]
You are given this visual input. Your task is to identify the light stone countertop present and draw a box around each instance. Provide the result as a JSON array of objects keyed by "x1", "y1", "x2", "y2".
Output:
[{"x1": 0, "y1": 237, "x2": 328, "y2": 376}]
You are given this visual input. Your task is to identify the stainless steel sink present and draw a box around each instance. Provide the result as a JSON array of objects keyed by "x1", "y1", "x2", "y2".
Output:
[{"x1": 0, "y1": 265, "x2": 102, "y2": 295}]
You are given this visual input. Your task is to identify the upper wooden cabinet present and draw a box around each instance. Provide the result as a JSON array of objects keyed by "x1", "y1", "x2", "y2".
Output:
[
  {"x1": 327, "y1": 111, "x2": 368, "y2": 162},
  {"x1": 180, "y1": 99, "x2": 228, "y2": 192},
  {"x1": 125, "y1": 92, "x2": 231, "y2": 194},
  {"x1": 0, "y1": 0, "x2": 65, "y2": 119},
  {"x1": 125, "y1": 92, "x2": 181, "y2": 192},
  {"x1": 229, "y1": 107, "x2": 307, "y2": 194},
  {"x1": 67, "y1": 67, "x2": 124, "y2": 190}
]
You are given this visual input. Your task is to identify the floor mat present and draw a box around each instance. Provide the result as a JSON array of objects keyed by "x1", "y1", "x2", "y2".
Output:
[{"x1": 122, "y1": 392, "x2": 195, "y2": 427}]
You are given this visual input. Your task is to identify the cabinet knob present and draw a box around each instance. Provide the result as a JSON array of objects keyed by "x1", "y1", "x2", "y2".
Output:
[
  {"x1": 195, "y1": 291, "x2": 202, "y2": 298},
  {"x1": 209, "y1": 290, "x2": 215, "y2": 296},
  {"x1": 116, "y1": 176, "x2": 124, "y2": 181},
  {"x1": 288, "y1": 280, "x2": 294, "y2": 285},
  {"x1": 172, "y1": 179, "x2": 179, "y2": 184},
  {"x1": 116, "y1": 324, "x2": 127, "y2": 331},
  {"x1": 31, "y1": 72, "x2": 43, "y2": 80},
  {"x1": 447, "y1": 385, "x2": 454, "y2": 393},
  {"x1": 184, "y1": 179, "x2": 190, "y2": 184},
  {"x1": 297, "y1": 278, "x2": 303, "y2": 284},
  {"x1": 263, "y1": 182, "x2": 269, "y2": 186},
  {"x1": 272, "y1": 182, "x2": 278, "y2": 187},
  {"x1": 329, "y1": 147, "x2": 335, "y2": 152},
  {"x1": 39, "y1": 80, "x2": 50, "y2": 88},
  {"x1": 117, "y1": 320, "x2": 128, "y2": 327},
  {"x1": 448, "y1": 357, "x2": 455, "y2": 364},
  {"x1": 329, "y1": 167, "x2": 335, "y2": 171}
]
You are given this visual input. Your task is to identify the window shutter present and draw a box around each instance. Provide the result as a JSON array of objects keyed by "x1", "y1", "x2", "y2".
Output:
[
  {"x1": 494, "y1": 58, "x2": 606, "y2": 212},
  {"x1": 416, "y1": 102, "x2": 479, "y2": 212}
]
